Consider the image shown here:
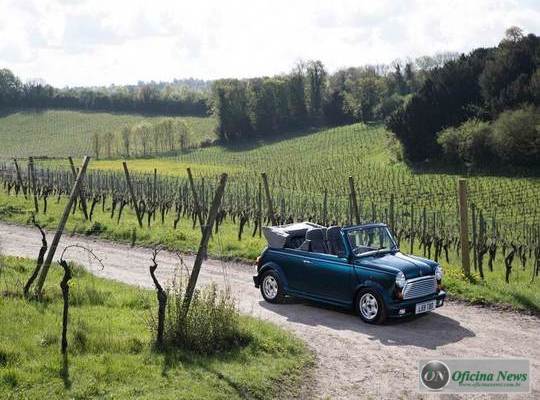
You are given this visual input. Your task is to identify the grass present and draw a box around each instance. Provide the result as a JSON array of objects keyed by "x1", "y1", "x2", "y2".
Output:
[
  {"x1": 0, "y1": 109, "x2": 216, "y2": 159},
  {"x1": 0, "y1": 191, "x2": 539, "y2": 314},
  {"x1": 0, "y1": 256, "x2": 313, "y2": 400}
]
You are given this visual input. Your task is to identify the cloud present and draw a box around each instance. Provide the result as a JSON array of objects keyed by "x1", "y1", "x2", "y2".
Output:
[{"x1": 0, "y1": 0, "x2": 538, "y2": 86}]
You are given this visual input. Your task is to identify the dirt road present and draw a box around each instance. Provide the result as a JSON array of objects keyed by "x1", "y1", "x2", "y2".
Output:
[{"x1": 0, "y1": 222, "x2": 538, "y2": 399}]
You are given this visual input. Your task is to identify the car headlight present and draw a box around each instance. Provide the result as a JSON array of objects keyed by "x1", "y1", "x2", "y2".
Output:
[
  {"x1": 435, "y1": 265, "x2": 443, "y2": 281},
  {"x1": 395, "y1": 271, "x2": 406, "y2": 288}
]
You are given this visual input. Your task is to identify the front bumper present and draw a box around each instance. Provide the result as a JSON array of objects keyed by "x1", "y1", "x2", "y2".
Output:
[
  {"x1": 387, "y1": 290, "x2": 446, "y2": 318},
  {"x1": 253, "y1": 275, "x2": 260, "y2": 288}
]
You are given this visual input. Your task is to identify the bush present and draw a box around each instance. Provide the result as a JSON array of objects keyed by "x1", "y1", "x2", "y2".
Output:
[
  {"x1": 437, "y1": 119, "x2": 495, "y2": 166},
  {"x1": 158, "y1": 277, "x2": 250, "y2": 354},
  {"x1": 491, "y1": 105, "x2": 540, "y2": 165}
]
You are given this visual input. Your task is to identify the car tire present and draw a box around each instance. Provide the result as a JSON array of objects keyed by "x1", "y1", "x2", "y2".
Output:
[
  {"x1": 355, "y1": 288, "x2": 387, "y2": 324},
  {"x1": 260, "y1": 270, "x2": 285, "y2": 304}
]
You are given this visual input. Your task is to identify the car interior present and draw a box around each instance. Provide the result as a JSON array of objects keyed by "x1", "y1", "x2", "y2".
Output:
[{"x1": 286, "y1": 226, "x2": 347, "y2": 257}]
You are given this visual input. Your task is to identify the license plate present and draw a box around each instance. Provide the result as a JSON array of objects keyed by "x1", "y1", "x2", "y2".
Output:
[{"x1": 415, "y1": 300, "x2": 436, "y2": 314}]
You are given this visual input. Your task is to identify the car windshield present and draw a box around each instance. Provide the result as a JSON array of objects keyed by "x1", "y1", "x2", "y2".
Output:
[{"x1": 347, "y1": 226, "x2": 397, "y2": 256}]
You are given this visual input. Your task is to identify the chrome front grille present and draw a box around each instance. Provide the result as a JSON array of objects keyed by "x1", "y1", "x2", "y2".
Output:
[{"x1": 402, "y1": 276, "x2": 437, "y2": 300}]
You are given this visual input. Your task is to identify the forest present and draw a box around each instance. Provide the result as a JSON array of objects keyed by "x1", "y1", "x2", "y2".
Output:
[{"x1": 0, "y1": 74, "x2": 209, "y2": 116}]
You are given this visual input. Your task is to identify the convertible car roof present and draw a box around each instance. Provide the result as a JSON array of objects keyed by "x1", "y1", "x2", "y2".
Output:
[{"x1": 262, "y1": 222, "x2": 324, "y2": 249}]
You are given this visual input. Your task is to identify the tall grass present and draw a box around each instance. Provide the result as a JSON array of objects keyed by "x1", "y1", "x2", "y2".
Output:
[{"x1": 158, "y1": 275, "x2": 250, "y2": 354}]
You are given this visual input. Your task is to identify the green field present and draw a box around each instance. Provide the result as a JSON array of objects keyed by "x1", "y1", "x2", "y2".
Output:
[
  {"x1": 0, "y1": 256, "x2": 312, "y2": 399},
  {"x1": 0, "y1": 110, "x2": 216, "y2": 159}
]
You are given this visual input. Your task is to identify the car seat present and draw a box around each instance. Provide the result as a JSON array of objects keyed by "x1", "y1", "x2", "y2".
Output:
[
  {"x1": 327, "y1": 226, "x2": 346, "y2": 257},
  {"x1": 302, "y1": 228, "x2": 328, "y2": 253}
]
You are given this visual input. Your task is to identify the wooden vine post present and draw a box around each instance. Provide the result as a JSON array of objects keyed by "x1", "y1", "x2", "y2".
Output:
[
  {"x1": 471, "y1": 203, "x2": 478, "y2": 272},
  {"x1": 458, "y1": 178, "x2": 471, "y2": 277},
  {"x1": 13, "y1": 158, "x2": 28, "y2": 198},
  {"x1": 257, "y1": 181, "x2": 262, "y2": 237},
  {"x1": 187, "y1": 167, "x2": 205, "y2": 234},
  {"x1": 34, "y1": 156, "x2": 91, "y2": 297},
  {"x1": 59, "y1": 259, "x2": 72, "y2": 354},
  {"x1": 122, "y1": 161, "x2": 143, "y2": 228},
  {"x1": 261, "y1": 172, "x2": 276, "y2": 226},
  {"x1": 322, "y1": 189, "x2": 328, "y2": 226},
  {"x1": 28, "y1": 157, "x2": 39, "y2": 213},
  {"x1": 389, "y1": 194, "x2": 395, "y2": 233},
  {"x1": 348, "y1": 176, "x2": 361, "y2": 225},
  {"x1": 149, "y1": 248, "x2": 166, "y2": 348},
  {"x1": 68, "y1": 157, "x2": 89, "y2": 220},
  {"x1": 183, "y1": 173, "x2": 228, "y2": 315}
]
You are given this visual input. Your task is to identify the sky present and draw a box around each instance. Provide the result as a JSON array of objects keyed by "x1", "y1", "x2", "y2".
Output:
[{"x1": 0, "y1": 0, "x2": 539, "y2": 87}]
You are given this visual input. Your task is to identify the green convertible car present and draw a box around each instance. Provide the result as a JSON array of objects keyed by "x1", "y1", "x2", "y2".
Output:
[{"x1": 253, "y1": 222, "x2": 446, "y2": 324}]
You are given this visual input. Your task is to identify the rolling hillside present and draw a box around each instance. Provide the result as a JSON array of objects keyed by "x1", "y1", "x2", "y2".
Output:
[{"x1": 0, "y1": 110, "x2": 216, "y2": 159}]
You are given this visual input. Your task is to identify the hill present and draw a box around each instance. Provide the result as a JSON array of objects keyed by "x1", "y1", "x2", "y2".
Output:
[{"x1": 0, "y1": 110, "x2": 216, "y2": 159}]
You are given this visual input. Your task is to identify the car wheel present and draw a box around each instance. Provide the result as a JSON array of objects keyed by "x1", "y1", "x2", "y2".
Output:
[
  {"x1": 260, "y1": 270, "x2": 285, "y2": 304},
  {"x1": 356, "y1": 288, "x2": 387, "y2": 324}
]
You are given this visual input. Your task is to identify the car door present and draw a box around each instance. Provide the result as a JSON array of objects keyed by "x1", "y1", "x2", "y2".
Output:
[
  {"x1": 307, "y1": 253, "x2": 353, "y2": 304},
  {"x1": 276, "y1": 248, "x2": 314, "y2": 294}
]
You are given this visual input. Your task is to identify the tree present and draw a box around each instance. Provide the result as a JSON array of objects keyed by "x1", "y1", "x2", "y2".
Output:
[
  {"x1": 0, "y1": 69, "x2": 22, "y2": 107},
  {"x1": 121, "y1": 126, "x2": 131, "y2": 157},
  {"x1": 504, "y1": 26, "x2": 525, "y2": 43},
  {"x1": 306, "y1": 60, "x2": 327, "y2": 122},
  {"x1": 92, "y1": 132, "x2": 100, "y2": 160},
  {"x1": 491, "y1": 106, "x2": 540, "y2": 165},
  {"x1": 102, "y1": 131, "x2": 115, "y2": 159},
  {"x1": 287, "y1": 62, "x2": 308, "y2": 126},
  {"x1": 212, "y1": 79, "x2": 252, "y2": 142},
  {"x1": 387, "y1": 47, "x2": 493, "y2": 161},
  {"x1": 479, "y1": 30, "x2": 539, "y2": 114}
]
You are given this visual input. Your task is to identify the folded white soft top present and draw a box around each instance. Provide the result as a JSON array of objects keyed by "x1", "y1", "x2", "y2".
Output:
[{"x1": 262, "y1": 222, "x2": 324, "y2": 249}]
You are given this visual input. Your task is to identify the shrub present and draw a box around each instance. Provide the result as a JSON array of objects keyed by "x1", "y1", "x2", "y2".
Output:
[
  {"x1": 491, "y1": 105, "x2": 540, "y2": 165},
  {"x1": 437, "y1": 119, "x2": 495, "y2": 166},
  {"x1": 157, "y1": 277, "x2": 250, "y2": 354}
]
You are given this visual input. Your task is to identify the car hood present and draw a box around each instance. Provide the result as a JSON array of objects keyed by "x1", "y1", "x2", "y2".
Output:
[{"x1": 355, "y1": 252, "x2": 435, "y2": 279}]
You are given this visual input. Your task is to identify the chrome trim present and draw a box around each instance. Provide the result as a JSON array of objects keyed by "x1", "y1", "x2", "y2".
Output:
[{"x1": 402, "y1": 276, "x2": 437, "y2": 300}]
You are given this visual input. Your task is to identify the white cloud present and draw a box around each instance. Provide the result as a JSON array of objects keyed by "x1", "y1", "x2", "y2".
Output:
[{"x1": 0, "y1": 0, "x2": 538, "y2": 86}]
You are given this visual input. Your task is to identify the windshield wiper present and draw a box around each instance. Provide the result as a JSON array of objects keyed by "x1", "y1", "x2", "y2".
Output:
[{"x1": 357, "y1": 247, "x2": 392, "y2": 257}]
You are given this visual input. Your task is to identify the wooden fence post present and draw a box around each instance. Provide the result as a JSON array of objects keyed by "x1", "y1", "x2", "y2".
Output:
[
  {"x1": 257, "y1": 181, "x2": 262, "y2": 237},
  {"x1": 410, "y1": 204, "x2": 415, "y2": 254},
  {"x1": 183, "y1": 173, "x2": 227, "y2": 315},
  {"x1": 187, "y1": 167, "x2": 205, "y2": 234},
  {"x1": 13, "y1": 158, "x2": 28, "y2": 199},
  {"x1": 389, "y1": 194, "x2": 395, "y2": 233},
  {"x1": 322, "y1": 189, "x2": 328, "y2": 226},
  {"x1": 68, "y1": 157, "x2": 89, "y2": 220},
  {"x1": 348, "y1": 176, "x2": 361, "y2": 225},
  {"x1": 261, "y1": 172, "x2": 276, "y2": 226},
  {"x1": 35, "y1": 156, "x2": 91, "y2": 297},
  {"x1": 471, "y1": 203, "x2": 478, "y2": 272},
  {"x1": 122, "y1": 161, "x2": 143, "y2": 228},
  {"x1": 28, "y1": 157, "x2": 39, "y2": 213},
  {"x1": 458, "y1": 178, "x2": 471, "y2": 276}
]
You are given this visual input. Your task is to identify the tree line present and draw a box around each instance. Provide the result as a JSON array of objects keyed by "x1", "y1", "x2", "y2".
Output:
[
  {"x1": 90, "y1": 118, "x2": 193, "y2": 159},
  {"x1": 211, "y1": 55, "x2": 458, "y2": 142},
  {"x1": 0, "y1": 73, "x2": 210, "y2": 116},
  {"x1": 387, "y1": 27, "x2": 540, "y2": 167}
]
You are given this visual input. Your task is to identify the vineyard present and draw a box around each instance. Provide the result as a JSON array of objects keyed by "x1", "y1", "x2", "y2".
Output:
[
  {"x1": 0, "y1": 123, "x2": 539, "y2": 310},
  {"x1": 0, "y1": 110, "x2": 216, "y2": 159}
]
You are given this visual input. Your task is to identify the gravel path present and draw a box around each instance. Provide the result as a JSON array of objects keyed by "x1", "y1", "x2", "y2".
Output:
[{"x1": 1, "y1": 222, "x2": 538, "y2": 399}]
